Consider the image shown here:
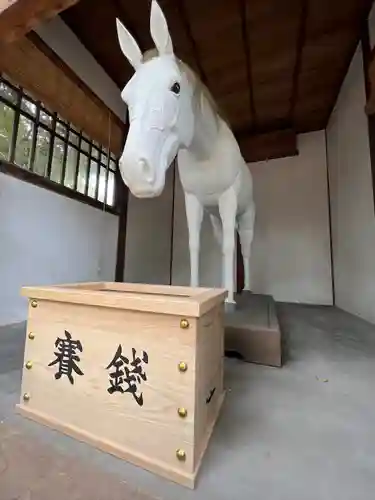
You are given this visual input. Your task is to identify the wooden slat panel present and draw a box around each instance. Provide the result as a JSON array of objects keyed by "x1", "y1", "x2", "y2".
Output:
[
  {"x1": 123, "y1": 0, "x2": 196, "y2": 64},
  {"x1": 0, "y1": 32, "x2": 126, "y2": 156},
  {"x1": 250, "y1": 79, "x2": 295, "y2": 127},
  {"x1": 118, "y1": 0, "x2": 198, "y2": 73},
  {"x1": 237, "y1": 129, "x2": 298, "y2": 163},
  {"x1": 365, "y1": 48, "x2": 375, "y2": 114},
  {"x1": 58, "y1": 0, "x2": 373, "y2": 146},
  {"x1": 62, "y1": 0, "x2": 132, "y2": 89},
  {"x1": 182, "y1": 0, "x2": 252, "y2": 128},
  {"x1": 247, "y1": 0, "x2": 301, "y2": 124},
  {"x1": 62, "y1": 0, "x2": 198, "y2": 87},
  {"x1": 216, "y1": 93, "x2": 252, "y2": 130},
  {"x1": 293, "y1": 0, "x2": 370, "y2": 129},
  {"x1": 56, "y1": 0, "x2": 372, "y2": 141},
  {"x1": 0, "y1": 0, "x2": 79, "y2": 43}
]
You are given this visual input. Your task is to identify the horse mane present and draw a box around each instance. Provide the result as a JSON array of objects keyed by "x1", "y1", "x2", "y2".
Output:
[{"x1": 142, "y1": 49, "x2": 229, "y2": 127}]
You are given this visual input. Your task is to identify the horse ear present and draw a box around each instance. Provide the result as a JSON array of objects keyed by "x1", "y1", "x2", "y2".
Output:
[
  {"x1": 116, "y1": 18, "x2": 143, "y2": 71},
  {"x1": 150, "y1": 0, "x2": 174, "y2": 56}
]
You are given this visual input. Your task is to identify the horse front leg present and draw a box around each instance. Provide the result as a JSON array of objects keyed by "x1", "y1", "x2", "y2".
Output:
[
  {"x1": 184, "y1": 192, "x2": 203, "y2": 287},
  {"x1": 218, "y1": 186, "x2": 237, "y2": 308}
]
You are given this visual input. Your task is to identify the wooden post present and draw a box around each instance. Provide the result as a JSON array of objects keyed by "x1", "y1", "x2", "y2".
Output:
[{"x1": 115, "y1": 167, "x2": 128, "y2": 282}]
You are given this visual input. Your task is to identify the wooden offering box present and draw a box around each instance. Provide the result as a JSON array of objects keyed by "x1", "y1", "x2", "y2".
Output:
[{"x1": 17, "y1": 282, "x2": 227, "y2": 489}]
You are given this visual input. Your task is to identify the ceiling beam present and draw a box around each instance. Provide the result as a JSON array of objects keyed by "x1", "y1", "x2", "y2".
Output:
[
  {"x1": 237, "y1": 129, "x2": 298, "y2": 163},
  {"x1": 112, "y1": 0, "x2": 146, "y2": 53},
  {"x1": 174, "y1": 0, "x2": 208, "y2": 84},
  {"x1": 326, "y1": 0, "x2": 375, "y2": 125},
  {"x1": 239, "y1": 0, "x2": 257, "y2": 126},
  {"x1": 288, "y1": 0, "x2": 308, "y2": 123},
  {"x1": 0, "y1": 0, "x2": 79, "y2": 44},
  {"x1": 363, "y1": 0, "x2": 375, "y2": 116},
  {"x1": 365, "y1": 47, "x2": 375, "y2": 115}
]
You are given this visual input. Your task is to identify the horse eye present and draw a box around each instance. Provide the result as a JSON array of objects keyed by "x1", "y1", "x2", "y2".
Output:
[{"x1": 170, "y1": 82, "x2": 180, "y2": 94}]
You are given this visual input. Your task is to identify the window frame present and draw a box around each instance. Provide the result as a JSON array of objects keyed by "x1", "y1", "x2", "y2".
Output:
[{"x1": 0, "y1": 73, "x2": 120, "y2": 215}]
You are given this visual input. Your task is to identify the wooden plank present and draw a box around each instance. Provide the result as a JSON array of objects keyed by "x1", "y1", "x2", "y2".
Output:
[
  {"x1": 194, "y1": 306, "x2": 225, "y2": 467},
  {"x1": 102, "y1": 282, "x2": 212, "y2": 296},
  {"x1": 361, "y1": 22, "x2": 375, "y2": 216},
  {"x1": 239, "y1": 0, "x2": 256, "y2": 124},
  {"x1": 17, "y1": 405, "x2": 196, "y2": 488},
  {"x1": 62, "y1": 0, "x2": 132, "y2": 88},
  {"x1": 294, "y1": 0, "x2": 371, "y2": 131},
  {"x1": 0, "y1": 32, "x2": 126, "y2": 156},
  {"x1": 247, "y1": 0, "x2": 301, "y2": 126},
  {"x1": 58, "y1": 0, "x2": 374, "y2": 141},
  {"x1": 181, "y1": 0, "x2": 253, "y2": 128},
  {"x1": 289, "y1": 0, "x2": 308, "y2": 122},
  {"x1": 20, "y1": 282, "x2": 225, "y2": 317},
  {"x1": 0, "y1": 0, "x2": 79, "y2": 43},
  {"x1": 114, "y1": 167, "x2": 128, "y2": 282},
  {"x1": 365, "y1": 48, "x2": 375, "y2": 115},
  {"x1": 237, "y1": 129, "x2": 298, "y2": 163}
]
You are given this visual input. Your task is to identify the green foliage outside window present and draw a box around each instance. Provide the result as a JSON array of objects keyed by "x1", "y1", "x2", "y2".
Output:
[{"x1": 0, "y1": 75, "x2": 118, "y2": 208}]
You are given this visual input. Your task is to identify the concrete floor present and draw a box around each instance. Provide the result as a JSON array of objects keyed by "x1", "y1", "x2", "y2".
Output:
[{"x1": 1, "y1": 303, "x2": 375, "y2": 499}]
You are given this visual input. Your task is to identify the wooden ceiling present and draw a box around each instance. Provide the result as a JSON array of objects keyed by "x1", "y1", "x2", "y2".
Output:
[{"x1": 60, "y1": 0, "x2": 373, "y2": 148}]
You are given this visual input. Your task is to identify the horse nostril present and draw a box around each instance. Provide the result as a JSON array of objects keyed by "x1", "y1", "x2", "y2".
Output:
[{"x1": 139, "y1": 158, "x2": 154, "y2": 183}]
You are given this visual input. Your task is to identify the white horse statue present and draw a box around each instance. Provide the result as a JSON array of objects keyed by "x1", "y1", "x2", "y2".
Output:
[{"x1": 115, "y1": 0, "x2": 255, "y2": 309}]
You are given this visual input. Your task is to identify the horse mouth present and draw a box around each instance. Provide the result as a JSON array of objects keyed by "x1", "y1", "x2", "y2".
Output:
[{"x1": 130, "y1": 186, "x2": 163, "y2": 198}]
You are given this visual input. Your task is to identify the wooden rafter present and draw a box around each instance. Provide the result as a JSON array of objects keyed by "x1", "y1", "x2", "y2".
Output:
[
  {"x1": 112, "y1": 0, "x2": 145, "y2": 53},
  {"x1": 239, "y1": 0, "x2": 257, "y2": 126},
  {"x1": 365, "y1": 47, "x2": 375, "y2": 115},
  {"x1": 174, "y1": 0, "x2": 208, "y2": 84},
  {"x1": 0, "y1": 0, "x2": 79, "y2": 44},
  {"x1": 237, "y1": 129, "x2": 298, "y2": 163},
  {"x1": 289, "y1": 0, "x2": 308, "y2": 123}
]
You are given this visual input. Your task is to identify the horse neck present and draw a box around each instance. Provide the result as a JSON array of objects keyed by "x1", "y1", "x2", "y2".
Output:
[{"x1": 184, "y1": 81, "x2": 221, "y2": 162}]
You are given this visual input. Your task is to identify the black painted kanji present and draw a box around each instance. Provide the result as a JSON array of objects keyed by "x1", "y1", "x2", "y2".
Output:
[
  {"x1": 48, "y1": 330, "x2": 84, "y2": 385},
  {"x1": 106, "y1": 345, "x2": 149, "y2": 406}
]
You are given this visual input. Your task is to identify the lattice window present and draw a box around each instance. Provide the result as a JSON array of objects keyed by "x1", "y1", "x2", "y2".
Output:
[{"x1": 0, "y1": 73, "x2": 118, "y2": 208}]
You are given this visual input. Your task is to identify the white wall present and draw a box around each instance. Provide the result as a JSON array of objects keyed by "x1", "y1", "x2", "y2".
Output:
[
  {"x1": 170, "y1": 131, "x2": 333, "y2": 304},
  {"x1": 326, "y1": 40, "x2": 375, "y2": 324},
  {"x1": 124, "y1": 164, "x2": 175, "y2": 285},
  {"x1": 0, "y1": 174, "x2": 118, "y2": 326},
  {"x1": 1, "y1": 17, "x2": 124, "y2": 326},
  {"x1": 248, "y1": 131, "x2": 332, "y2": 304},
  {"x1": 124, "y1": 131, "x2": 332, "y2": 304}
]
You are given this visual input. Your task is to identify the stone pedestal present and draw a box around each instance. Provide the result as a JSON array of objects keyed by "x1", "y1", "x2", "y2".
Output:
[{"x1": 224, "y1": 292, "x2": 282, "y2": 367}]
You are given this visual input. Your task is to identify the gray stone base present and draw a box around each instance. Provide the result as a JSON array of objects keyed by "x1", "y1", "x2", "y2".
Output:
[{"x1": 224, "y1": 291, "x2": 282, "y2": 367}]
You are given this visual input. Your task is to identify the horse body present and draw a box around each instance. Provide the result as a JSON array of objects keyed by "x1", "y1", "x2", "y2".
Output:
[
  {"x1": 115, "y1": 0, "x2": 255, "y2": 306},
  {"x1": 177, "y1": 117, "x2": 253, "y2": 214},
  {"x1": 177, "y1": 115, "x2": 255, "y2": 304}
]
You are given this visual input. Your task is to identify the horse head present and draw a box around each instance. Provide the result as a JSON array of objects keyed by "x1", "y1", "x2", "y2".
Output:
[{"x1": 115, "y1": 0, "x2": 195, "y2": 198}]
